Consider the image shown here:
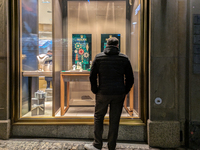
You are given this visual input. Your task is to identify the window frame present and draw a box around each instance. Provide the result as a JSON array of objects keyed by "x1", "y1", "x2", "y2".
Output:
[{"x1": 11, "y1": 0, "x2": 148, "y2": 126}]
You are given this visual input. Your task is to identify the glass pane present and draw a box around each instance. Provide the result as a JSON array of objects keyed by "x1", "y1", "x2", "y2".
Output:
[
  {"x1": 131, "y1": 0, "x2": 140, "y2": 117},
  {"x1": 19, "y1": 0, "x2": 142, "y2": 119},
  {"x1": 20, "y1": 0, "x2": 53, "y2": 117},
  {"x1": 55, "y1": 0, "x2": 141, "y2": 119}
]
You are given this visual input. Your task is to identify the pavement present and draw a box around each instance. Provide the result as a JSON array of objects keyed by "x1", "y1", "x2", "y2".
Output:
[{"x1": 0, "y1": 138, "x2": 186, "y2": 150}]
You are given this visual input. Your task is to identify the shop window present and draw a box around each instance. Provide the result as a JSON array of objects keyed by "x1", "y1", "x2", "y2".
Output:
[
  {"x1": 20, "y1": 0, "x2": 53, "y2": 117},
  {"x1": 19, "y1": 0, "x2": 143, "y2": 121}
]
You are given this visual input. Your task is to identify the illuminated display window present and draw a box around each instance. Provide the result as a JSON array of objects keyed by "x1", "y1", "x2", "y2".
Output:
[{"x1": 17, "y1": 0, "x2": 146, "y2": 124}]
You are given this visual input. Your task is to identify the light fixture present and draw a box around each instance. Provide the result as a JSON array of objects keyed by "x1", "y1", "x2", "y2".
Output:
[
  {"x1": 132, "y1": 22, "x2": 137, "y2": 25},
  {"x1": 42, "y1": 0, "x2": 50, "y2": 4}
]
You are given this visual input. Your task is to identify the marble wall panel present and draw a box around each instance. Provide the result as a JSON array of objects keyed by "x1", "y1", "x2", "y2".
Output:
[
  {"x1": 151, "y1": 108, "x2": 179, "y2": 121},
  {"x1": 148, "y1": 120, "x2": 180, "y2": 148},
  {"x1": 148, "y1": 0, "x2": 187, "y2": 146},
  {"x1": 118, "y1": 125, "x2": 146, "y2": 141},
  {"x1": 150, "y1": 57, "x2": 177, "y2": 108},
  {"x1": 151, "y1": 0, "x2": 178, "y2": 57},
  {"x1": 0, "y1": 58, "x2": 8, "y2": 120},
  {"x1": 149, "y1": 0, "x2": 187, "y2": 122},
  {"x1": 58, "y1": 125, "x2": 93, "y2": 138},
  {"x1": 177, "y1": 0, "x2": 187, "y2": 122},
  {"x1": 178, "y1": 0, "x2": 187, "y2": 57},
  {"x1": 150, "y1": 57, "x2": 178, "y2": 120},
  {"x1": 178, "y1": 57, "x2": 186, "y2": 120},
  {"x1": 189, "y1": 0, "x2": 200, "y2": 123},
  {"x1": 0, "y1": 120, "x2": 10, "y2": 139},
  {"x1": 12, "y1": 125, "x2": 58, "y2": 137},
  {"x1": 12, "y1": 125, "x2": 146, "y2": 141},
  {"x1": 0, "y1": 0, "x2": 7, "y2": 57},
  {"x1": 190, "y1": 77, "x2": 200, "y2": 121}
]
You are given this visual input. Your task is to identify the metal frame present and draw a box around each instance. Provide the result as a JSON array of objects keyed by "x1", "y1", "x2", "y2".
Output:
[{"x1": 11, "y1": 0, "x2": 147, "y2": 126}]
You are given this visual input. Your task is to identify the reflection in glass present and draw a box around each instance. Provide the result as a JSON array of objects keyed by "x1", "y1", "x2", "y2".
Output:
[{"x1": 20, "y1": 0, "x2": 53, "y2": 117}]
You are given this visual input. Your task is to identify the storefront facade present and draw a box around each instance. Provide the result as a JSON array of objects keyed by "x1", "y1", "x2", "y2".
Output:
[{"x1": 0, "y1": 0, "x2": 200, "y2": 149}]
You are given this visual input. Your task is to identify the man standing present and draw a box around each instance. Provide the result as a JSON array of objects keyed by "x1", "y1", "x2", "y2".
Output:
[{"x1": 84, "y1": 37, "x2": 134, "y2": 150}]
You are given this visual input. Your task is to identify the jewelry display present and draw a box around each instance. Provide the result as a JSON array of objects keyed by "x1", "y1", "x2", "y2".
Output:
[{"x1": 37, "y1": 54, "x2": 49, "y2": 71}]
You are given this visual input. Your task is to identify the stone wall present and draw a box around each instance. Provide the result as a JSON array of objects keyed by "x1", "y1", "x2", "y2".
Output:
[
  {"x1": 188, "y1": 0, "x2": 200, "y2": 148},
  {"x1": 148, "y1": 0, "x2": 187, "y2": 148},
  {"x1": 0, "y1": 0, "x2": 10, "y2": 140}
]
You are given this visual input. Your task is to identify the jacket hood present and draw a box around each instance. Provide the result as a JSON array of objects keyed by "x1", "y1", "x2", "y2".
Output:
[{"x1": 103, "y1": 45, "x2": 119, "y2": 55}]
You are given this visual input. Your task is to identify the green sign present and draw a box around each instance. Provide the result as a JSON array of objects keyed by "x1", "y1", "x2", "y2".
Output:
[{"x1": 72, "y1": 34, "x2": 92, "y2": 70}]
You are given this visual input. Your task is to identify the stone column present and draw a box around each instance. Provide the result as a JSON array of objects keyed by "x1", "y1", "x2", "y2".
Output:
[
  {"x1": 148, "y1": 0, "x2": 187, "y2": 148},
  {"x1": 188, "y1": 0, "x2": 200, "y2": 148},
  {"x1": 0, "y1": 0, "x2": 10, "y2": 140}
]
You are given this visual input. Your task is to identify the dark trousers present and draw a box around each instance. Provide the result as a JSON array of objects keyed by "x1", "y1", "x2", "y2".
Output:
[{"x1": 93, "y1": 94, "x2": 125, "y2": 150}]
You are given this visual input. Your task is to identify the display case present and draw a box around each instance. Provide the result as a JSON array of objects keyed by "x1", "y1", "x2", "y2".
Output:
[{"x1": 18, "y1": 0, "x2": 145, "y2": 121}]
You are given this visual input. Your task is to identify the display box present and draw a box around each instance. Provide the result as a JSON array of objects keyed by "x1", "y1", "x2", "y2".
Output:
[
  {"x1": 45, "y1": 88, "x2": 52, "y2": 101},
  {"x1": 31, "y1": 99, "x2": 45, "y2": 116},
  {"x1": 31, "y1": 91, "x2": 46, "y2": 116}
]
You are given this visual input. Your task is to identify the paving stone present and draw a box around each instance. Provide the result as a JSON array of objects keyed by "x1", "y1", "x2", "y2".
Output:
[
  {"x1": 77, "y1": 144, "x2": 85, "y2": 150},
  {"x1": 71, "y1": 144, "x2": 78, "y2": 150},
  {"x1": 0, "y1": 138, "x2": 184, "y2": 150},
  {"x1": 67, "y1": 145, "x2": 73, "y2": 150},
  {"x1": 63, "y1": 143, "x2": 68, "y2": 147},
  {"x1": 63, "y1": 146, "x2": 69, "y2": 150},
  {"x1": 0, "y1": 143, "x2": 6, "y2": 148}
]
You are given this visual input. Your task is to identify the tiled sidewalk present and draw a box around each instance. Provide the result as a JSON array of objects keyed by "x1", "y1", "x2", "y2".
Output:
[
  {"x1": 0, "y1": 138, "x2": 188, "y2": 150},
  {"x1": 0, "y1": 138, "x2": 153, "y2": 150}
]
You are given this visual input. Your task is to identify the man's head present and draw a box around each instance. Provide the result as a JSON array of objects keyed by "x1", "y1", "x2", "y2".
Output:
[
  {"x1": 47, "y1": 50, "x2": 52, "y2": 54},
  {"x1": 107, "y1": 37, "x2": 119, "y2": 47}
]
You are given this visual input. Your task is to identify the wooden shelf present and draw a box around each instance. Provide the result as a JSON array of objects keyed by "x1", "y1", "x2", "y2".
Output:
[
  {"x1": 60, "y1": 71, "x2": 90, "y2": 116},
  {"x1": 60, "y1": 70, "x2": 90, "y2": 75},
  {"x1": 23, "y1": 71, "x2": 52, "y2": 77}
]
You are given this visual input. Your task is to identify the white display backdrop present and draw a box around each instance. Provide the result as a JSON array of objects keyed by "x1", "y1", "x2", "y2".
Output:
[{"x1": 39, "y1": 0, "x2": 52, "y2": 24}]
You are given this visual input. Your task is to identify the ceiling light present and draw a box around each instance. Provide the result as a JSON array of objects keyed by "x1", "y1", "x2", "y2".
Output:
[{"x1": 42, "y1": 0, "x2": 50, "y2": 4}]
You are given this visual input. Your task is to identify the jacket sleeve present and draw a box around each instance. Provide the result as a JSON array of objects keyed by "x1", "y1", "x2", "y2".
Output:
[
  {"x1": 125, "y1": 59, "x2": 134, "y2": 94},
  {"x1": 89, "y1": 57, "x2": 98, "y2": 94}
]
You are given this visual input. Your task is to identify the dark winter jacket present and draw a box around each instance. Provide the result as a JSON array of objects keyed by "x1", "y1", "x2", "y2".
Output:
[{"x1": 89, "y1": 45, "x2": 134, "y2": 95}]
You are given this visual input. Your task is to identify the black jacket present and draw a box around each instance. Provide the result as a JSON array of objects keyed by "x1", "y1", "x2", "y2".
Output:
[{"x1": 90, "y1": 45, "x2": 134, "y2": 95}]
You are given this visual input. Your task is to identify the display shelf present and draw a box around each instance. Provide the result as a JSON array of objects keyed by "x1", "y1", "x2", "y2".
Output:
[
  {"x1": 23, "y1": 71, "x2": 52, "y2": 77},
  {"x1": 61, "y1": 70, "x2": 90, "y2": 75}
]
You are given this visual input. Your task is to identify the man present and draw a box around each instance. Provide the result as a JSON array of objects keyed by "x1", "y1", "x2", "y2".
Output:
[{"x1": 84, "y1": 37, "x2": 134, "y2": 150}]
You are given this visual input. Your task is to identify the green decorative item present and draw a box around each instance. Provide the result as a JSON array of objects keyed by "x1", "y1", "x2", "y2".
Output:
[
  {"x1": 72, "y1": 34, "x2": 92, "y2": 70},
  {"x1": 101, "y1": 34, "x2": 121, "y2": 52}
]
